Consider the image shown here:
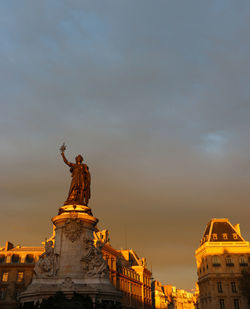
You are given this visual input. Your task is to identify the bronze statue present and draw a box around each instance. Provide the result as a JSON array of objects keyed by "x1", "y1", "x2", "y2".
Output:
[{"x1": 60, "y1": 143, "x2": 91, "y2": 206}]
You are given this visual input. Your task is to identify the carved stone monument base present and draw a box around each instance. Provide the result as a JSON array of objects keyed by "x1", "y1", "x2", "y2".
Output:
[
  {"x1": 58, "y1": 204, "x2": 93, "y2": 215},
  {"x1": 19, "y1": 205, "x2": 121, "y2": 306},
  {"x1": 19, "y1": 278, "x2": 120, "y2": 304}
]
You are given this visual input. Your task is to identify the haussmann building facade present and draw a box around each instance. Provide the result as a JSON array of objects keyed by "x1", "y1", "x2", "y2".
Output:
[{"x1": 195, "y1": 218, "x2": 250, "y2": 309}]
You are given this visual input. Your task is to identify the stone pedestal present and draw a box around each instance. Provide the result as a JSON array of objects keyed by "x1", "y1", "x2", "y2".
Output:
[{"x1": 19, "y1": 205, "x2": 121, "y2": 306}]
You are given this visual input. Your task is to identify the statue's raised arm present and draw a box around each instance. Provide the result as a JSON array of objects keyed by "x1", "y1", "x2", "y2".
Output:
[{"x1": 60, "y1": 143, "x2": 73, "y2": 167}]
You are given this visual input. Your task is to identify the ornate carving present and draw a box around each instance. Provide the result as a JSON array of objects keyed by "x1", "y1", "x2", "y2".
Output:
[
  {"x1": 93, "y1": 229, "x2": 110, "y2": 246},
  {"x1": 34, "y1": 240, "x2": 59, "y2": 278},
  {"x1": 64, "y1": 218, "x2": 82, "y2": 242},
  {"x1": 81, "y1": 239, "x2": 109, "y2": 279},
  {"x1": 61, "y1": 277, "x2": 74, "y2": 290}
]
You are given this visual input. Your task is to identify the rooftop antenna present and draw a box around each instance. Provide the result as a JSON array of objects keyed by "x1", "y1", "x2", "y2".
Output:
[{"x1": 124, "y1": 225, "x2": 127, "y2": 250}]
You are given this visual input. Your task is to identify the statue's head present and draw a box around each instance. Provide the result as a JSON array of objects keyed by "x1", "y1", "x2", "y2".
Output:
[{"x1": 75, "y1": 154, "x2": 83, "y2": 164}]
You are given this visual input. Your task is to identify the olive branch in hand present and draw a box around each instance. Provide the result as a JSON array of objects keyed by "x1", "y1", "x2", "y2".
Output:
[{"x1": 60, "y1": 142, "x2": 67, "y2": 153}]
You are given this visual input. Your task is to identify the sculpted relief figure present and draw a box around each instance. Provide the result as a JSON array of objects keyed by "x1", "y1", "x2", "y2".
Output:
[
  {"x1": 81, "y1": 239, "x2": 109, "y2": 279},
  {"x1": 60, "y1": 143, "x2": 91, "y2": 206},
  {"x1": 34, "y1": 240, "x2": 59, "y2": 278},
  {"x1": 64, "y1": 218, "x2": 83, "y2": 242},
  {"x1": 93, "y1": 229, "x2": 110, "y2": 246}
]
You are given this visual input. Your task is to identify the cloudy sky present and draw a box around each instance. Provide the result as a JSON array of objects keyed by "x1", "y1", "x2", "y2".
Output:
[{"x1": 1, "y1": 1, "x2": 250, "y2": 290}]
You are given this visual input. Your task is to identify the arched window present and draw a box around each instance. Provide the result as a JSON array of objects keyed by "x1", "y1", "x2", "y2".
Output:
[
  {"x1": 232, "y1": 233, "x2": 238, "y2": 240},
  {"x1": 25, "y1": 254, "x2": 34, "y2": 263},
  {"x1": 212, "y1": 233, "x2": 218, "y2": 240},
  {"x1": 0, "y1": 255, "x2": 5, "y2": 264},
  {"x1": 11, "y1": 254, "x2": 20, "y2": 263},
  {"x1": 222, "y1": 233, "x2": 228, "y2": 240}
]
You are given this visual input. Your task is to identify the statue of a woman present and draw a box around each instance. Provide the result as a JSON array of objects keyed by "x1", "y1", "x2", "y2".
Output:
[
  {"x1": 34, "y1": 240, "x2": 58, "y2": 277},
  {"x1": 60, "y1": 143, "x2": 91, "y2": 206}
]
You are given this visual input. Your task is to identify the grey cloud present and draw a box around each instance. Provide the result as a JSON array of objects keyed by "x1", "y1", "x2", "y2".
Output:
[{"x1": 1, "y1": 0, "x2": 250, "y2": 289}]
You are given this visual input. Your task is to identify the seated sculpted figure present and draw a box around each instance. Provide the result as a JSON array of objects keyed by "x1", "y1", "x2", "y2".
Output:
[{"x1": 34, "y1": 240, "x2": 58, "y2": 277}]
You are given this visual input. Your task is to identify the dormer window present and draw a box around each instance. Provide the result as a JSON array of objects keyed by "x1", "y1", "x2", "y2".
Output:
[
  {"x1": 212, "y1": 233, "x2": 218, "y2": 240},
  {"x1": 11, "y1": 254, "x2": 20, "y2": 264},
  {"x1": 25, "y1": 254, "x2": 34, "y2": 264},
  {"x1": 222, "y1": 233, "x2": 228, "y2": 240},
  {"x1": 233, "y1": 233, "x2": 238, "y2": 240}
]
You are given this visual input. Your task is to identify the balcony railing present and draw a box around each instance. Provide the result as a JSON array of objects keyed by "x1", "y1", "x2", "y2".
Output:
[
  {"x1": 212, "y1": 263, "x2": 221, "y2": 267},
  {"x1": 239, "y1": 263, "x2": 248, "y2": 267}
]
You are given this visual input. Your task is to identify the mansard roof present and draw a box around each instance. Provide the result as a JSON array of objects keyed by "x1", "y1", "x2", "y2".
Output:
[{"x1": 200, "y1": 218, "x2": 245, "y2": 246}]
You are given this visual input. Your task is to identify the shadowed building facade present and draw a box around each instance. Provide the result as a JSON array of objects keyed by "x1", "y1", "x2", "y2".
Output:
[{"x1": 195, "y1": 218, "x2": 250, "y2": 309}]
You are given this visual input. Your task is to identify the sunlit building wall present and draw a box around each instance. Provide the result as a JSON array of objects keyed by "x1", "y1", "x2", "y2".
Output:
[
  {"x1": 151, "y1": 281, "x2": 196, "y2": 309},
  {"x1": 195, "y1": 218, "x2": 250, "y2": 309},
  {"x1": 151, "y1": 280, "x2": 168, "y2": 309}
]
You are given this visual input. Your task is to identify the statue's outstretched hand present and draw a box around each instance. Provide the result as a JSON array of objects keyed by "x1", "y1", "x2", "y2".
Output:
[{"x1": 60, "y1": 143, "x2": 66, "y2": 153}]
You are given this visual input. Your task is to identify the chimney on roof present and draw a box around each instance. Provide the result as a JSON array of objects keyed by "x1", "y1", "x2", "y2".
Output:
[
  {"x1": 234, "y1": 224, "x2": 241, "y2": 236},
  {"x1": 5, "y1": 241, "x2": 14, "y2": 251}
]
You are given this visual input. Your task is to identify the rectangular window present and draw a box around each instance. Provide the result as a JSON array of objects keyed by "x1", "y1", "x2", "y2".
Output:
[
  {"x1": 239, "y1": 256, "x2": 248, "y2": 267},
  {"x1": 2, "y1": 272, "x2": 8, "y2": 282},
  {"x1": 231, "y1": 282, "x2": 237, "y2": 293},
  {"x1": 226, "y1": 256, "x2": 234, "y2": 266},
  {"x1": 217, "y1": 282, "x2": 223, "y2": 293},
  {"x1": 0, "y1": 289, "x2": 6, "y2": 300},
  {"x1": 234, "y1": 299, "x2": 240, "y2": 309},
  {"x1": 17, "y1": 272, "x2": 24, "y2": 282},
  {"x1": 219, "y1": 299, "x2": 225, "y2": 309},
  {"x1": 212, "y1": 255, "x2": 221, "y2": 267}
]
